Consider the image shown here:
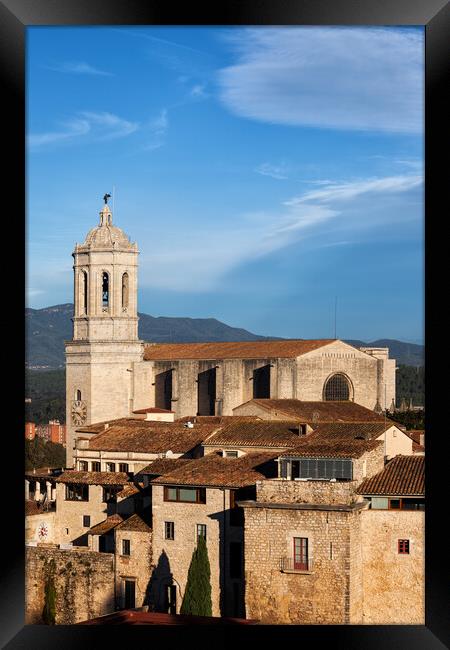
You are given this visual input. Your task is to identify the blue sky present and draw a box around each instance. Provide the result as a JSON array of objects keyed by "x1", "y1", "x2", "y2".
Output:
[{"x1": 26, "y1": 26, "x2": 424, "y2": 343}]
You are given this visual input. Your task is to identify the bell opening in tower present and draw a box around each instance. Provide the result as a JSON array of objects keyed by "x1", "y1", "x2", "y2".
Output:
[{"x1": 102, "y1": 272, "x2": 110, "y2": 309}]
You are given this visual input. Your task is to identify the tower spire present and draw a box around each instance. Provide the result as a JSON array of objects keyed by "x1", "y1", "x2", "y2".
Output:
[{"x1": 99, "y1": 194, "x2": 113, "y2": 226}]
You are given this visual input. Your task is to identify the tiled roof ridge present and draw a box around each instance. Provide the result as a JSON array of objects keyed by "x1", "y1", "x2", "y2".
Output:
[
  {"x1": 357, "y1": 454, "x2": 424, "y2": 496},
  {"x1": 56, "y1": 470, "x2": 130, "y2": 485},
  {"x1": 143, "y1": 339, "x2": 337, "y2": 361}
]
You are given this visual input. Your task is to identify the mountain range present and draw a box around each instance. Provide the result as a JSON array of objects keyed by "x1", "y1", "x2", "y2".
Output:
[{"x1": 25, "y1": 304, "x2": 424, "y2": 369}]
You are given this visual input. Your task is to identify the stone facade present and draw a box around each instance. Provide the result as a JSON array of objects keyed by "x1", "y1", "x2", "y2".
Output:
[
  {"x1": 150, "y1": 484, "x2": 244, "y2": 617},
  {"x1": 53, "y1": 482, "x2": 139, "y2": 546},
  {"x1": 140, "y1": 340, "x2": 396, "y2": 421},
  {"x1": 25, "y1": 511, "x2": 57, "y2": 545},
  {"x1": 25, "y1": 546, "x2": 115, "y2": 624},
  {"x1": 242, "y1": 502, "x2": 363, "y2": 624},
  {"x1": 114, "y1": 527, "x2": 153, "y2": 609},
  {"x1": 241, "y1": 463, "x2": 424, "y2": 625},
  {"x1": 360, "y1": 510, "x2": 424, "y2": 623}
]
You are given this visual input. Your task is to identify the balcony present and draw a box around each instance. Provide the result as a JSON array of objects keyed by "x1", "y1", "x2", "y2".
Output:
[{"x1": 280, "y1": 556, "x2": 313, "y2": 574}]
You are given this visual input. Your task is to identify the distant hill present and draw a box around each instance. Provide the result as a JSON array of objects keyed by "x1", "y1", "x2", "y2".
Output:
[
  {"x1": 344, "y1": 339, "x2": 424, "y2": 368},
  {"x1": 25, "y1": 304, "x2": 278, "y2": 368},
  {"x1": 25, "y1": 304, "x2": 424, "y2": 369}
]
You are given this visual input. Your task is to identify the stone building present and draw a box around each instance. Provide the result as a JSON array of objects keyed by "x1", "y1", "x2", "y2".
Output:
[
  {"x1": 240, "y1": 448, "x2": 424, "y2": 625},
  {"x1": 65, "y1": 200, "x2": 396, "y2": 467},
  {"x1": 149, "y1": 452, "x2": 278, "y2": 617}
]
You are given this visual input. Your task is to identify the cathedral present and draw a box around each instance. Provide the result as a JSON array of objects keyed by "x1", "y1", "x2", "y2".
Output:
[{"x1": 65, "y1": 199, "x2": 396, "y2": 466}]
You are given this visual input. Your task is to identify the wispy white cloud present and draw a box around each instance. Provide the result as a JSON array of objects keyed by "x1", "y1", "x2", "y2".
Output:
[
  {"x1": 139, "y1": 172, "x2": 422, "y2": 291},
  {"x1": 255, "y1": 162, "x2": 289, "y2": 180},
  {"x1": 190, "y1": 84, "x2": 208, "y2": 99},
  {"x1": 217, "y1": 27, "x2": 423, "y2": 133},
  {"x1": 28, "y1": 111, "x2": 139, "y2": 149},
  {"x1": 285, "y1": 175, "x2": 423, "y2": 206},
  {"x1": 79, "y1": 111, "x2": 138, "y2": 139},
  {"x1": 27, "y1": 118, "x2": 91, "y2": 148},
  {"x1": 46, "y1": 61, "x2": 114, "y2": 76},
  {"x1": 143, "y1": 109, "x2": 169, "y2": 150}
]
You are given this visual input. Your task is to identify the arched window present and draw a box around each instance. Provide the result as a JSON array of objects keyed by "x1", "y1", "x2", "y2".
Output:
[
  {"x1": 102, "y1": 272, "x2": 109, "y2": 308},
  {"x1": 81, "y1": 270, "x2": 88, "y2": 314},
  {"x1": 323, "y1": 373, "x2": 350, "y2": 401},
  {"x1": 76, "y1": 389, "x2": 82, "y2": 401},
  {"x1": 122, "y1": 272, "x2": 129, "y2": 309}
]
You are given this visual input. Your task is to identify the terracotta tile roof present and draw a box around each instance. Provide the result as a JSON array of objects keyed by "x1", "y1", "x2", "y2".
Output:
[
  {"x1": 25, "y1": 500, "x2": 41, "y2": 516},
  {"x1": 284, "y1": 438, "x2": 383, "y2": 459},
  {"x1": 77, "y1": 610, "x2": 258, "y2": 625},
  {"x1": 151, "y1": 452, "x2": 279, "y2": 488},
  {"x1": 236, "y1": 399, "x2": 387, "y2": 424},
  {"x1": 203, "y1": 420, "x2": 308, "y2": 448},
  {"x1": 116, "y1": 483, "x2": 142, "y2": 498},
  {"x1": 80, "y1": 419, "x2": 220, "y2": 454},
  {"x1": 55, "y1": 471, "x2": 129, "y2": 486},
  {"x1": 75, "y1": 418, "x2": 132, "y2": 434},
  {"x1": 176, "y1": 415, "x2": 262, "y2": 424},
  {"x1": 115, "y1": 511, "x2": 152, "y2": 532},
  {"x1": 304, "y1": 421, "x2": 398, "y2": 441},
  {"x1": 357, "y1": 455, "x2": 424, "y2": 496},
  {"x1": 406, "y1": 430, "x2": 425, "y2": 446},
  {"x1": 136, "y1": 458, "x2": 194, "y2": 476},
  {"x1": 87, "y1": 514, "x2": 124, "y2": 536},
  {"x1": 143, "y1": 339, "x2": 336, "y2": 361}
]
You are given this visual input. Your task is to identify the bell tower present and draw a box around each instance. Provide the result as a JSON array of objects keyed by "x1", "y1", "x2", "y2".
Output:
[{"x1": 65, "y1": 196, "x2": 144, "y2": 466}]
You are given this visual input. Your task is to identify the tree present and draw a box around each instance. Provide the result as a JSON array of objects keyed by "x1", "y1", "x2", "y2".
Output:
[
  {"x1": 180, "y1": 535, "x2": 212, "y2": 617},
  {"x1": 42, "y1": 575, "x2": 56, "y2": 625}
]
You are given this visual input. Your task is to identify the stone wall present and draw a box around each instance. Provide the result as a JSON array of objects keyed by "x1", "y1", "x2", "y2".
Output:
[
  {"x1": 242, "y1": 503, "x2": 357, "y2": 624},
  {"x1": 54, "y1": 483, "x2": 109, "y2": 545},
  {"x1": 256, "y1": 479, "x2": 360, "y2": 505},
  {"x1": 360, "y1": 510, "x2": 425, "y2": 624},
  {"x1": 25, "y1": 546, "x2": 115, "y2": 624},
  {"x1": 151, "y1": 484, "x2": 232, "y2": 617},
  {"x1": 296, "y1": 342, "x2": 381, "y2": 409},
  {"x1": 114, "y1": 528, "x2": 153, "y2": 608}
]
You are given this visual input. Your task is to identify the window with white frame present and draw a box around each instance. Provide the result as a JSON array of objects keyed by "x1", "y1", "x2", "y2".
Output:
[
  {"x1": 165, "y1": 521, "x2": 175, "y2": 540},
  {"x1": 196, "y1": 524, "x2": 207, "y2": 541}
]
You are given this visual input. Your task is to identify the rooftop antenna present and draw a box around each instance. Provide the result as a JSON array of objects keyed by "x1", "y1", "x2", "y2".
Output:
[{"x1": 334, "y1": 296, "x2": 337, "y2": 339}]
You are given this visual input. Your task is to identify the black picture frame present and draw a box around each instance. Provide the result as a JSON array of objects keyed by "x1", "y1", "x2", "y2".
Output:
[{"x1": 3, "y1": 0, "x2": 448, "y2": 648}]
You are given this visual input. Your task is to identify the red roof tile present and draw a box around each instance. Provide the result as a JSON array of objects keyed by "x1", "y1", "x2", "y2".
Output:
[
  {"x1": 357, "y1": 455, "x2": 424, "y2": 496},
  {"x1": 285, "y1": 438, "x2": 383, "y2": 459},
  {"x1": 235, "y1": 399, "x2": 387, "y2": 424},
  {"x1": 76, "y1": 610, "x2": 258, "y2": 625},
  {"x1": 115, "y1": 511, "x2": 152, "y2": 532},
  {"x1": 79, "y1": 418, "x2": 220, "y2": 454},
  {"x1": 144, "y1": 339, "x2": 336, "y2": 361},
  {"x1": 203, "y1": 420, "x2": 308, "y2": 448},
  {"x1": 55, "y1": 471, "x2": 129, "y2": 486},
  {"x1": 87, "y1": 514, "x2": 123, "y2": 535},
  {"x1": 25, "y1": 500, "x2": 41, "y2": 516},
  {"x1": 151, "y1": 452, "x2": 279, "y2": 488},
  {"x1": 136, "y1": 458, "x2": 194, "y2": 476}
]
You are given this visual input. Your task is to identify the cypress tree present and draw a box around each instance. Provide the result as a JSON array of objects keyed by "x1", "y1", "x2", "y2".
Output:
[
  {"x1": 180, "y1": 535, "x2": 212, "y2": 616},
  {"x1": 42, "y1": 575, "x2": 56, "y2": 625}
]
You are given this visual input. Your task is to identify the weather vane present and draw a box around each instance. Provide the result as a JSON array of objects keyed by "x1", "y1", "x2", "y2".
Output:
[{"x1": 103, "y1": 193, "x2": 111, "y2": 205}]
